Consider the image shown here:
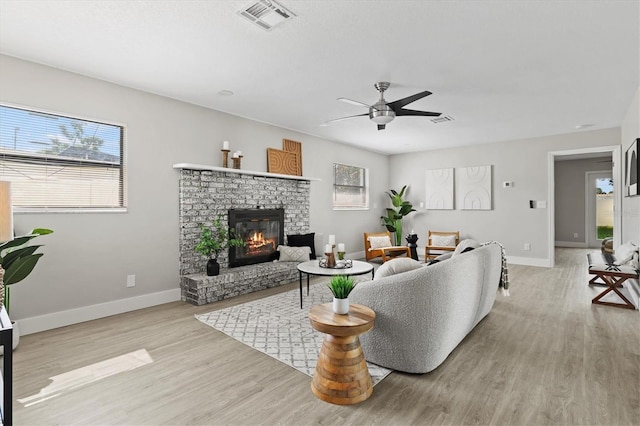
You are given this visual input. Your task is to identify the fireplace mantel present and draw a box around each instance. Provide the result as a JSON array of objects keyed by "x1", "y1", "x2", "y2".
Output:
[{"x1": 173, "y1": 163, "x2": 320, "y2": 182}]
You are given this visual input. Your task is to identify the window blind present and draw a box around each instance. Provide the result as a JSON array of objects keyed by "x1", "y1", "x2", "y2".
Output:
[
  {"x1": 0, "y1": 105, "x2": 126, "y2": 210},
  {"x1": 333, "y1": 163, "x2": 369, "y2": 209}
]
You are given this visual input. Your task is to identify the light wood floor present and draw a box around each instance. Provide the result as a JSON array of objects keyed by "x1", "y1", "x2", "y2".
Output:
[{"x1": 11, "y1": 248, "x2": 640, "y2": 425}]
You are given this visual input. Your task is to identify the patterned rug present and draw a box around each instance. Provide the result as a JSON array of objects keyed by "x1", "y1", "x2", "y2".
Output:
[{"x1": 195, "y1": 282, "x2": 393, "y2": 385}]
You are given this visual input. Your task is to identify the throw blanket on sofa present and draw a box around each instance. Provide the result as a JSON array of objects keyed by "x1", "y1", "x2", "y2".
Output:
[{"x1": 481, "y1": 240, "x2": 510, "y2": 296}]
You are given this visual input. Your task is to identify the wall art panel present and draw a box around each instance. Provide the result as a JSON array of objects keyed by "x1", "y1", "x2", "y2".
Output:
[
  {"x1": 425, "y1": 168, "x2": 454, "y2": 210},
  {"x1": 457, "y1": 165, "x2": 492, "y2": 210}
]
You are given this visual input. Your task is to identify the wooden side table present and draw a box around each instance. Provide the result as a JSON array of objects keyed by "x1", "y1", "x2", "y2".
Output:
[{"x1": 308, "y1": 303, "x2": 375, "y2": 405}]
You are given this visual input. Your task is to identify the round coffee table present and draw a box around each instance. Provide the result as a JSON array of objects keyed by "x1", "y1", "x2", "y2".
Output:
[
  {"x1": 308, "y1": 303, "x2": 375, "y2": 405},
  {"x1": 297, "y1": 260, "x2": 374, "y2": 308}
]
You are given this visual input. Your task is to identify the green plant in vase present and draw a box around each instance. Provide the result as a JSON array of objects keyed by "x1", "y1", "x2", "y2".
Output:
[
  {"x1": 328, "y1": 275, "x2": 356, "y2": 314},
  {"x1": 381, "y1": 185, "x2": 416, "y2": 246},
  {"x1": 0, "y1": 228, "x2": 53, "y2": 314},
  {"x1": 194, "y1": 216, "x2": 245, "y2": 276}
]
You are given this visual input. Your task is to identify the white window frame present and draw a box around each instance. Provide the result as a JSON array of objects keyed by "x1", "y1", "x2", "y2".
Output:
[
  {"x1": 0, "y1": 102, "x2": 127, "y2": 213},
  {"x1": 332, "y1": 163, "x2": 369, "y2": 211}
]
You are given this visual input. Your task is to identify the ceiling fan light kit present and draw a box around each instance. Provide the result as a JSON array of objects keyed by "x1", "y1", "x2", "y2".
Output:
[{"x1": 327, "y1": 82, "x2": 442, "y2": 131}]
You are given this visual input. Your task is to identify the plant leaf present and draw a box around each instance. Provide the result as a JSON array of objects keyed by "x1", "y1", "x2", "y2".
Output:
[
  {"x1": 1, "y1": 245, "x2": 41, "y2": 270},
  {"x1": 3, "y1": 253, "x2": 43, "y2": 285}
]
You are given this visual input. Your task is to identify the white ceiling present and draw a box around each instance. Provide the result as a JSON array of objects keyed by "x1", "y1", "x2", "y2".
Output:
[{"x1": 0, "y1": 0, "x2": 638, "y2": 155}]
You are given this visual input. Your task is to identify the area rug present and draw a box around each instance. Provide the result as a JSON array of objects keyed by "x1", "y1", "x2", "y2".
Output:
[{"x1": 195, "y1": 283, "x2": 393, "y2": 385}]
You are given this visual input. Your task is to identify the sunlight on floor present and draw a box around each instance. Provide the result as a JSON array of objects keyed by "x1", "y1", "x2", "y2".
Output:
[{"x1": 17, "y1": 349, "x2": 153, "y2": 407}]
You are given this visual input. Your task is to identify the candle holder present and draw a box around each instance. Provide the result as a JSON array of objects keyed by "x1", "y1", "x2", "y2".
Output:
[
  {"x1": 232, "y1": 155, "x2": 243, "y2": 169},
  {"x1": 221, "y1": 149, "x2": 230, "y2": 168},
  {"x1": 337, "y1": 251, "x2": 345, "y2": 260},
  {"x1": 325, "y1": 248, "x2": 336, "y2": 268}
]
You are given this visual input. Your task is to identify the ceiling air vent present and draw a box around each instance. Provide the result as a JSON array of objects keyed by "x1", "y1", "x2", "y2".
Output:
[
  {"x1": 238, "y1": 0, "x2": 296, "y2": 31},
  {"x1": 431, "y1": 115, "x2": 454, "y2": 124}
]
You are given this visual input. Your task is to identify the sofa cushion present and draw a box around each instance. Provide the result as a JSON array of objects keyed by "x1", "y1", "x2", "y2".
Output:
[
  {"x1": 277, "y1": 245, "x2": 310, "y2": 262},
  {"x1": 453, "y1": 239, "x2": 480, "y2": 257},
  {"x1": 375, "y1": 257, "x2": 423, "y2": 279},
  {"x1": 287, "y1": 233, "x2": 316, "y2": 259},
  {"x1": 368, "y1": 235, "x2": 392, "y2": 250},
  {"x1": 426, "y1": 252, "x2": 453, "y2": 265}
]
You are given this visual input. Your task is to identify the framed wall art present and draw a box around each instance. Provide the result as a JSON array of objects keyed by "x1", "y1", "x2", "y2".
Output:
[{"x1": 625, "y1": 138, "x2": 638, "y2": 197}]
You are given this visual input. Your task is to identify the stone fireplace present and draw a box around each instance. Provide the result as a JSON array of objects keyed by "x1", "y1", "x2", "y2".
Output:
[
  {"x1": 175, "y1": 164, "x2": 314, "y2": 305},
  {"x1": 228, "y1": 208, "x2": 284, "y2": 267}
]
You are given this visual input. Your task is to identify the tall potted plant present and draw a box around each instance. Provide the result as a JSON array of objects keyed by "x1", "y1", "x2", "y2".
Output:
[
  {"x1": 381, "y1": 185, "x2": 416, "y2": 246},
  {"x1": 194, "y1": 216, "x2": 245, "y2": 276},
  {"x1": 0, "y1": 227, "x2": 53, "y2": 350}
]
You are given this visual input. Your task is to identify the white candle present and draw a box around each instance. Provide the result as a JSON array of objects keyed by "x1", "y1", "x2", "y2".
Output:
[
  {"x1": 325, "y1": 244, "x2": 332, "y2": 254},
  {"x1": 232, "y1": 152, "x2": 239, "y2": 158},
  {"x1": 222, "y1": 140, "x2": 229, "y2": 150},
  {"x1": 237, "y1": 150, "x2": 243, "y2": 157},
  {"x1": 328, "y1": 235, "x2": 335, "y2": 245},
  {"x1": 419, "y1": 202, "x2": 424, "y2": 208},
  {"x1": 338, "y1": 243, "x2": 345, "y2": 252}
]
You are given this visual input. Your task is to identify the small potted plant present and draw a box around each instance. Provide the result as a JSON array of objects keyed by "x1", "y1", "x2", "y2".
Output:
[
  {"x1": 194, "y1": 216, "x2": 245, "y2": 276},
  {"x1": 327, "y1": 275, "x2": 356, "y2": 314}
]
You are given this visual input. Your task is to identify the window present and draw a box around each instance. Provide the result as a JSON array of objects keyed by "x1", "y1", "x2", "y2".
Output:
[
  {"x1": 0, "y1": 104, "x2": 126, "y2": 211},
  {"x1": 333, "y1": 163, "x2": 369, "y2": 210}
]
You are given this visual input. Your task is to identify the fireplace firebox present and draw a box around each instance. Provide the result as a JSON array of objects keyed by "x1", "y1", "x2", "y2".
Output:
[{"x1": 228, "y1": 208, "x2": 284, "y2": 267}]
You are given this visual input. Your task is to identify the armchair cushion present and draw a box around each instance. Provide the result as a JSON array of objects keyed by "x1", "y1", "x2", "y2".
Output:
[
  {"x1": 430, "y1": 234, "x2": 457, "y2": 247},
  {"x1": 368, "y1": 235, "x2": 393, "y2": 250}
]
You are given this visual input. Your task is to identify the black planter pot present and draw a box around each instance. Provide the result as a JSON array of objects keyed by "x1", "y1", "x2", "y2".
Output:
[{"x1": 206, "y1": 258, "x2": 220, "y2": 276}]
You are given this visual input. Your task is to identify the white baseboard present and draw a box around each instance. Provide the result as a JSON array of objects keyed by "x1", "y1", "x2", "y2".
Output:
[
  {"x1": 555, "y1": 241, "x2": 589, "y2": 248},
  {"x1": 17, "y1": 288, "x2": 181, "y2": 336},
  {"x1": 506, "y1": 256, "x2": 552, "y2": 268}
]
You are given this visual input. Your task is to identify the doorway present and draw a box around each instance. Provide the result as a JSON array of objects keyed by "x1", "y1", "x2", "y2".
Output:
[
  {"x1": 548, "y1": 145, "x2": 622, "y2": 268},
  {"x1": 586, "y1": 171, "x2": 614, "y2": 248}
]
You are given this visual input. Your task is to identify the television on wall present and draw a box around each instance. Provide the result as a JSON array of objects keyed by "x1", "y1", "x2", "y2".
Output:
[{"x1": 625, "y1": 138, "x2": 638, "y2": 197}]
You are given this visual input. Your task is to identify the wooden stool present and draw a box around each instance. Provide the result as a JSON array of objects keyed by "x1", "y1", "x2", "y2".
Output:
[{"x1": 308, "y1": 303, "x2": 375, "y2": 405}]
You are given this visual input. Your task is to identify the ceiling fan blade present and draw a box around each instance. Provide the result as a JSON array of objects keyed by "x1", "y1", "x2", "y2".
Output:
[
  {"x1": 377, "y1": 124, "x2": 386, "y2": 131},
  {"x1": 338, "y1": 97, "x2": 373, "y2": 109},
  {"x1": 395, "y1": 108, "x2": 441, "y2": 117},
  {"x1": 387, "y1": 90, "x2": 432, "y2": 111},
  {"x1": 324, "y1": 113, "x2": 369, "y2": 125}
]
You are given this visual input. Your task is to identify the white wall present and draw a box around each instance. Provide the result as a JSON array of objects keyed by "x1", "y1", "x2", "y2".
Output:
[
  {"x1": 388, "y1": 128, "x2": 621, "y2": 265},
  {"x1": 621, "y1": 86, "x2": 640, "y2": 243},
  {"x1": 0, "y1": 55, "x2": 388, "y2": 330}
]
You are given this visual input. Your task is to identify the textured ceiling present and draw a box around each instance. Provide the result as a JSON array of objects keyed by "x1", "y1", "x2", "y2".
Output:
[{"x1": 0, "y1": 0, "x2": 638, "y2": 155}]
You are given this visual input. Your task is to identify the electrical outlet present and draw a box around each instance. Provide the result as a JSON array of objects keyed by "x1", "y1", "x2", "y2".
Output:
[
  {"x1": 127, "y1": 274, "x2": 136, "y2": 288},
  {"x1": 574, "y1": 233, "x2": 579, "y2": 238},
  {"x1": 524, "y1": 243, "x2": 531, "y2": 251}
]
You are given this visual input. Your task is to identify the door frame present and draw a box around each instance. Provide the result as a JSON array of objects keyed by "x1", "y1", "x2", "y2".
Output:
[{"x1": 548, "y1": 145, "x2": 622, "y2": 267}]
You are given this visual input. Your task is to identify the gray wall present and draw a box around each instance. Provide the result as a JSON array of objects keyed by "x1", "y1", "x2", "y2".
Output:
[
  {"x1": 621, "y1": 86, "x2": 640, "y2": 244},
  {"x1": 388, "y1": 128, "x2": 621, "y2": 263},
  {"x1": 554, "y1": 157, "x2": 611, "y2": 245},
  {"x1": 0, "y1": 55, "x2": 388, "y2": 325}
]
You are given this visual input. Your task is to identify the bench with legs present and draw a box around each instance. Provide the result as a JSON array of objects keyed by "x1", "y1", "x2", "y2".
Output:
[{"x1": 587, "y1": 251, "x2": 639, "y2": 310}]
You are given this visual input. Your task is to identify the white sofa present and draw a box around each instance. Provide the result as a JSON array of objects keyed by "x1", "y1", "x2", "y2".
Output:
[{"x1": 349, "y1": 243, "x2": 503, "y2": 374}]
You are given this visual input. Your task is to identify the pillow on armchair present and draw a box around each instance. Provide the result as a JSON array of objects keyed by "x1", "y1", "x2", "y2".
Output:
[{"x1": 368, "y1": 235, "x2": 393, "y2": 250}]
